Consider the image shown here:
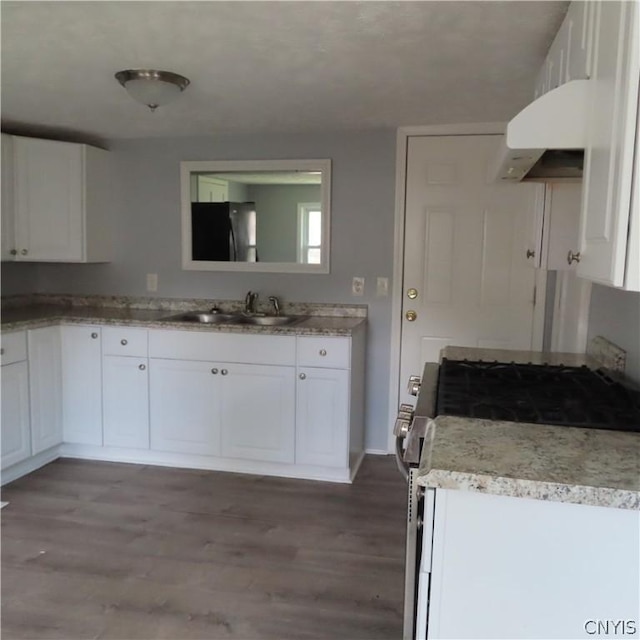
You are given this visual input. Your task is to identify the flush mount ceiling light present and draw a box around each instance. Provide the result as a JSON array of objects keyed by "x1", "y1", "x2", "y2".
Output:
[{"x1": 114, "y1": 69, "x2": 190, "y2": 112}]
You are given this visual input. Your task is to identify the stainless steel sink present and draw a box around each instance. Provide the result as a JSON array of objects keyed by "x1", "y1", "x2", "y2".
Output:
[
  {"x1": 161, "y1": 312, "x2": 243, "y2": 324},
  {"x1": 161, "y1": 311, "x2": 306, "y2": 326},
  {"x1": 239, "y1": 315, "x2": 304, "y2": 326}
]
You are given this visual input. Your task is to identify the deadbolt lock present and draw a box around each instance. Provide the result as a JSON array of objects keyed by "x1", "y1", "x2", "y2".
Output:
[
  {"x1": 407, "y1": 288, "x2": 418, "y2": 300},
  {"x1": 405, "y1": 310, "x2": 417, "y2": 322}
]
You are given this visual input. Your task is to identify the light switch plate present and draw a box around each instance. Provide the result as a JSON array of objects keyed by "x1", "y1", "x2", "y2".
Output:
[
  {"x1": 376, "y1": 277, "x2": 389, "y2": 296},
  {"x1": 146, "y1": 273, "x2": 158, "y2": 292},
  {"x1": 352, "y1": 277, "x2": 365, "y2": 296}
]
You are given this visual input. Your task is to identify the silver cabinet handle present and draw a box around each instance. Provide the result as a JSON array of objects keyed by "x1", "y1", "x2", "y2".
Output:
[
  {"x1": 10, "y1": 249, "x2": 17, "y2": 256},
  {"x1": 299, "y1": 373, "x2": 306, "y2": 380},
  {"x1": 221, "y1": 369, "x2": 228, "y2": 376},
  {"x1": 567, "y1": 250, "x2": 581, "y2": 265},
  {"x1": 20, "y1": 249, "x2": 28, "y2": 255},
  {"x1": 319, "y1": 349, "x2": 327, "y2": 356},
  {"x1": 526, "y1": 249, "x2": 536, "y2": 259},
  {"x1": 91, "y1": 332, "x2": 98, "y2": 339},
  {"x1": 121, "y1": 339, "x2": 128, "y2": 346},
  {"x1": 138, "y1": 364, "x2": 146, "y2": 371},
  {"x1": 211, "y1": 368, "x2": 218, "y2": 375}
]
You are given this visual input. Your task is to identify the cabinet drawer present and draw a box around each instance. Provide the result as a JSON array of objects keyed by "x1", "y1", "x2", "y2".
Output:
[
  {"x1": 149, "y1": 329, "x2": 296, "y2": 366},
  {"x1": 297, "y1": 336, "x2": 351, "y2": 369},
  {"x1": 102, "y1": 327, "x2": 148, "y2": 357},
  {"x1": 1, "y1": 331, "x2": 27, "y2": 366}
]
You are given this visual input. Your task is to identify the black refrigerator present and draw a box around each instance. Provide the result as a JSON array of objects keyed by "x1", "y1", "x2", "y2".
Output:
[{"x1": 191, "y1": 202, "x2": 257, "y2": 262}]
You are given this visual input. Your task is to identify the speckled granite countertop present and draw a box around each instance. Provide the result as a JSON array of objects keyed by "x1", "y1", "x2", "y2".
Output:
[
  {"x1": 0, "y1": 295, "x2": 366, "y2": 337},
  {"x1": 417, "y1": 416, "x2": 640, "y2": 510},
  {"x1": 416, "y1": 345, "x2": 639, "y2": 510}
]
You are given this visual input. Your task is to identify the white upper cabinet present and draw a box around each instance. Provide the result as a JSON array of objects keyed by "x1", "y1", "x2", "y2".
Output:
[
  {"x1": 578, "y1": 0, "x2": 639, "y2": 289},
  {"x1": 1, "y1": 134, "x2": 17, "y2": 261},
  {"x1": 13, "y1": 136, "x2": 112, "y2": 262},
  {"x1": 534, "y1": 1, "x2": 595, "y2": 98}
]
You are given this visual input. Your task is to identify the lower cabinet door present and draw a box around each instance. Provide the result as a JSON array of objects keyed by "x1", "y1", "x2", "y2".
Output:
[
  {"x1": 295, "y1": 367, "x2": 349, "y2": 467},
  {"x1": 28, "y1": 327, "x2": 63, "y2": 455},
  {"x1": 149, "y1": 359, "x2": 221, "y2": 456},
  {"x1": 103, "y1": 356, "x2": 149, "y2": 449},
  {"x1": 1, "y1": 361, "x2": 31, "y2": 469},
  {"x1": 61, "y1": 325, "x2": 103, "y2": 445},
  {"x1": 220, "y1": 363, "x2": 296, "y2": 463}
]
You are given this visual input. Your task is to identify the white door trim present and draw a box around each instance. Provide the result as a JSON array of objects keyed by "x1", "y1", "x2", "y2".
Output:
[{"x1": 387, "y1": 123, "x2": 547, "y2": 454}]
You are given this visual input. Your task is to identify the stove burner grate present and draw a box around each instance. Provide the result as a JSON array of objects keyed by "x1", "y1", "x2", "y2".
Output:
[{"x1": 436, "y1": 359, "x2": 640, "y2": 432}]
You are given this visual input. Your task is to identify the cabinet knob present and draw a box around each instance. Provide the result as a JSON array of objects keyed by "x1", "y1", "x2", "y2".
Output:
[
  {"x1": 138, "y1": 364, "x2": 146, "y2": 371},
  {"x1": 319, "y1": 349, "x2": 327, "y2": 356},
  {"x1": 10, "y1": 249, "x2": 17, "y2": 256},
  {"x1": 299, "y1": 373, "x2": 306, "y2": 380},
  {"x1": 20, "y1": 249, "x2": 28, "y2": 255},
  {"x1": 526, "y1": 249, "x2": 536, "y2": 259},
  {"x1": 221, "y1": 369, "x2": 228, "y2": 376},
  {"x1": 211, "y1": 368, "x2": 219, "y2": 375},
  {"x1": 567, "y1": 250, "x2": 581, "y2": 265},
  {"x1": 91, "y1": 332, "x2": 98, "y2": 339},
  {"x1": 405, "y1": 310, "x2": 417, "y2": 322},
  {"x1": 407, "y1": 288, "x2": 418, "y2": 299},
  {"x1": 120, "y1": 339, "x2": 128, "y2": 346}
]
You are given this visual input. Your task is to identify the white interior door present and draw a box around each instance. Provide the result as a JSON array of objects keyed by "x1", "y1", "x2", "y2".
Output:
[{"x1": 399, "y1": 135, "x2": 543, "y2": 402}]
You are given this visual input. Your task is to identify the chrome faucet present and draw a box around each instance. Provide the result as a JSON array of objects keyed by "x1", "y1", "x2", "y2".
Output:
[
  {"x1": 268, "y1": 296, "x2": 281, "y2": 316},
  {"x1": 245, "y1": 291, "x2": 258, "y2": 314}
]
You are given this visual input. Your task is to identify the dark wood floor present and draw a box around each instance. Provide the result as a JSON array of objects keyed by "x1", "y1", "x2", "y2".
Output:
[{"x1": 1, "y1": 455, "x2": 407, "y2": 640}]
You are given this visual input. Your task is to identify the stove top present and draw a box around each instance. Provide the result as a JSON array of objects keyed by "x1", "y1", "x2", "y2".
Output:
[{"x1": 436, "y1": 359, "x2": 640, "y2": 432}]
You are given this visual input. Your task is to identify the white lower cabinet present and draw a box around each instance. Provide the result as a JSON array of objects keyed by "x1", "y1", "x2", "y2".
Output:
[
  {"x1": 103, "y1": 355, "x2": 149, "y2": 449},
  {"x1": 3, "y1": 323, "x2": 365, "y2": 484},
  {"x1": 1, "y1": 332, "x2": 31, "y2": 469},
  {"x1": 149, "y1": 359, "x2": 222, "y2": 456},
  {"x1": 296, "y1": 367, "x2": 349, "y2": 467},
  {"x1": 220, "y1": 363, "x2": 295, "y2": 463},
  {"x1": 61, "y1": 325, "x2": 103, "y2": 445},
  {"x1": 28, "y1": 327, "x2": 63, "y2": 455}
]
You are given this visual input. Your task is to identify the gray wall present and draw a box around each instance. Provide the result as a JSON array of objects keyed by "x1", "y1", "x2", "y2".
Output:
[
  {"x1": 588, "y1": 284, "x2": 640, "y2": 384},
  {"x1": 29, "y1": 129, "x2": 398, "y2": 451},
  {"x1": 248, "y1": 184, "x2": 322, "y2": 262},
  {"x1": 1, "y1": 262, "x2": 39, "y2": 295}
]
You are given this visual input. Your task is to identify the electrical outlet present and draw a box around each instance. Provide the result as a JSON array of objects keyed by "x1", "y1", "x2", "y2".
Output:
[
  {"x1": 146, "y1": 273, "x2": 158, "y2": 292},
  {"x1": 352, "y1": 277, "x2": 365, "y2": 296},
  {"x1": 376, "y1": 277, "x2": 389, "y2": 297}
]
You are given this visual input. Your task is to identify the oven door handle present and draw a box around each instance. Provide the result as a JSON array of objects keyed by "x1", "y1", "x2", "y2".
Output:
[{"x1": 395, "y1": 436, "x2": 409, "y2": 481}]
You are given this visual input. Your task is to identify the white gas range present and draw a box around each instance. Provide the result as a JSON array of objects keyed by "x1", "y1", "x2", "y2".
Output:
[{"x1": 395, "y1": 355, "x2": 640, "y2": 640}]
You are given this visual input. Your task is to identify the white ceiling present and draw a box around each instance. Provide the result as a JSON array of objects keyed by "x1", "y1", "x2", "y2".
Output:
[{"x1": 1, "y1": 1, "x2": 569, "y2": 142}]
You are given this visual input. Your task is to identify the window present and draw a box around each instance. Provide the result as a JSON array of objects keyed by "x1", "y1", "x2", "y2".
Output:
[{"x1": 298, "y1": 203, "x2": 322, "y2": 264}]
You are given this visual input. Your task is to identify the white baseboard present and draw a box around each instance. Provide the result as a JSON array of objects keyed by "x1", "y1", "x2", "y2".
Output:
[
  {"x1": 365, "y1": 448, "x2": 392, "y2": 456},
  {"x1": 1, "y1": 446, "x2": 61, "y2": 486}
]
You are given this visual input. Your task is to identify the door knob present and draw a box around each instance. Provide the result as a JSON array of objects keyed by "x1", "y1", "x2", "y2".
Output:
[
  {"x1": 407, "y1": 288, "x2": 418, "y2": 299},
  {"x1": 405, "y1": 310, "x2": 417, "y2": 322},
  {"x1": 567, "y1": 250, "x2": 581, "y2": 265}
]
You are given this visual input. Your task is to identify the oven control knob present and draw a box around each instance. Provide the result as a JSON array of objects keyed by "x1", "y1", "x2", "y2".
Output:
[
  {"x1": 408, "y1": 375, "x2": 422, "y2": 396},
  {"x1": 393, "y1": 418, "x2": 411, "y2": 437},
  {"x1": 398, "y1": 403, "x2": 414, "y2": 421}
]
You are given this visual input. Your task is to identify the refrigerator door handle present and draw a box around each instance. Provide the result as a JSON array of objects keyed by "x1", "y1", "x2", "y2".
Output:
[{"x1": 229, "y1": 226, "x2": 237, "y2": 261}]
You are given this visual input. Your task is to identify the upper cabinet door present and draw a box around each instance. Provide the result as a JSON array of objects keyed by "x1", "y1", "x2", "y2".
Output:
[
  {"x1": 12, "y1": 136, "x2": 112, "y2": 263},
  {"x1": 578, "y1": 0, "x2": 639, "y2": 287},
  {"x1": 14, "y1": 137, "x2": 84, "y2": 261},
  {"x1": 1, "y1": 134, "x2": 17, "y2": 261}
]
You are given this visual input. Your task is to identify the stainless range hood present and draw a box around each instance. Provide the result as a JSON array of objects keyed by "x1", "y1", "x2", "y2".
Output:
[{"x1": 493, "y1": 79, "x2": 590, "y2": 182}]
